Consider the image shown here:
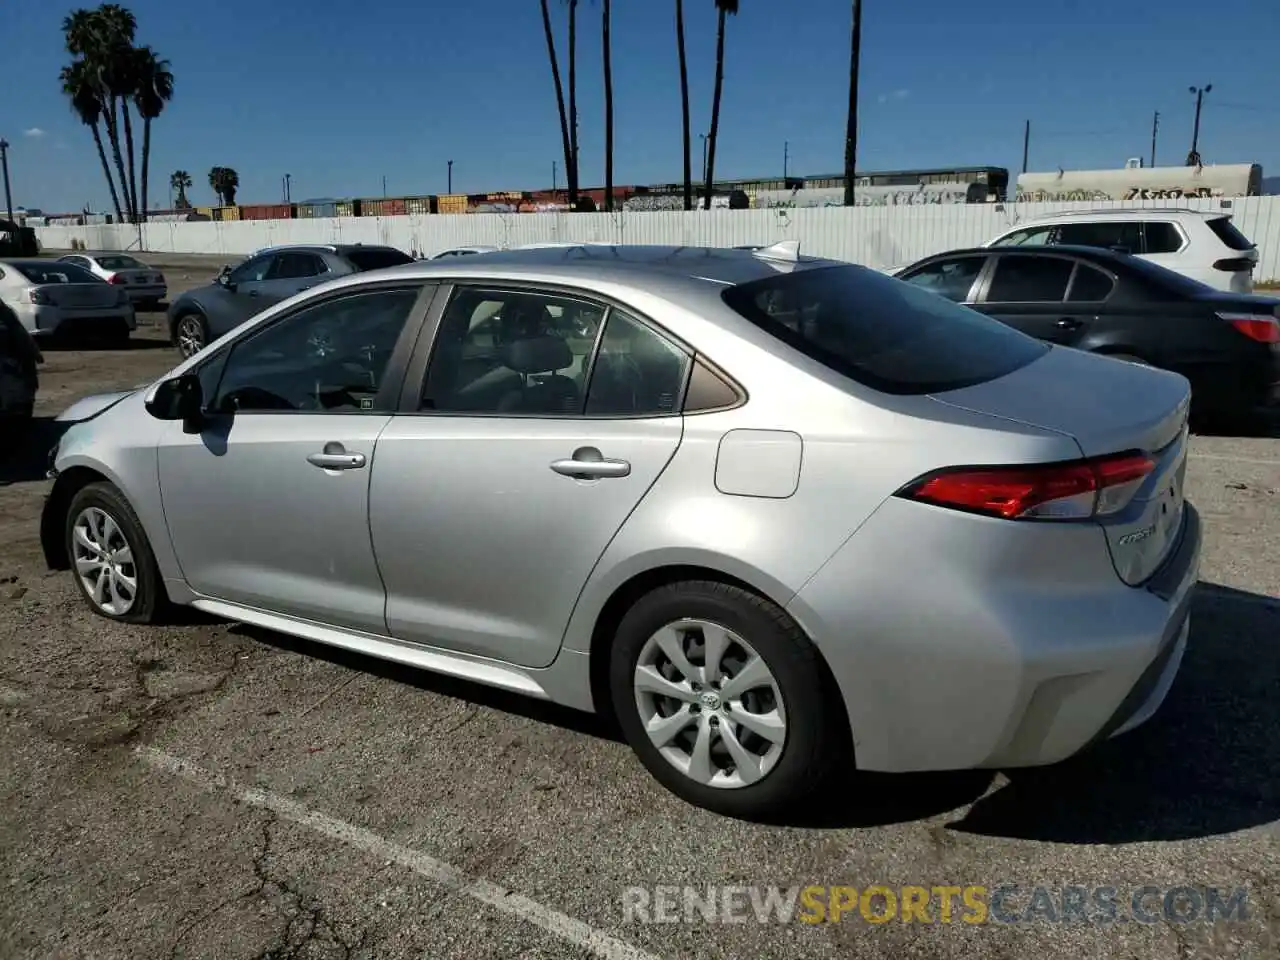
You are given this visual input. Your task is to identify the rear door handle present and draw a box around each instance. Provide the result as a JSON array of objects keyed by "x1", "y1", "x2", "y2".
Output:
[
  {"x1": 307, "y1": 451, "x2": 366, "y2": 470},
  {"x1": 550, "y1": 447, "x2": 631, "y2": 479},
  {"x1": 1055, "y1": 317, "x2": 1083, "y2": 330}
]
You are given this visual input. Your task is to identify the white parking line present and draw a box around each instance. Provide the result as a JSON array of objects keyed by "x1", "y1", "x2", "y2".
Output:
[{"x1": 135, "y1": 747, "x2": 662, "y2": 960}]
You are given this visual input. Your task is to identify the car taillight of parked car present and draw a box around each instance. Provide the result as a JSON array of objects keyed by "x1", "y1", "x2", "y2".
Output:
[
  {"x1": 108, "y1": 273, "x2": 127, "y2": 285},
  {"x1": 897, "y1": 451, "x2": 1157, "y2": 521},
  {"x1": 1217, "y1": 312, "x2": 1280, "y2": 344},
  {"x1": 27, "y1": 288, "x2": 51, "y2": 305}
]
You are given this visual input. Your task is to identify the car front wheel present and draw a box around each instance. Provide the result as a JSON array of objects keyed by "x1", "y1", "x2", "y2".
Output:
[
  {"x1": 173, "y1": 311, "x2": 209, "y2": 358},
  {"x1": 609, "y1": 580, "x2": 843, "y2": 818},
  {"x1": 65, "y1": 481, "x2": 167, "y2": 623}
]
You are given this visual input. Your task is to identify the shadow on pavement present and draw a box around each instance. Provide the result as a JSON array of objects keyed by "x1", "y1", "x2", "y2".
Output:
[{"x1": 950, "y1": 582, "x2": 1279, "y2": 843}]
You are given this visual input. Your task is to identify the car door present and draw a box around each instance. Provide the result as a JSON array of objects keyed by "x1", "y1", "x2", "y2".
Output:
[
  {"x1": 205, "y1": 252, "x2": 282, "y2": 339},
  {"x1": 896, "y1": 254, "x2": 989, "y2": 303},
  {"x1": 156, "y1": 282, "x2": 433, "y2": 634},
  {"x1": 971, "y1": 252, "x2": 1092, "y2": 345},
  {"x1": 368, "y1": 284, "x2": 688, "y2": 669}
]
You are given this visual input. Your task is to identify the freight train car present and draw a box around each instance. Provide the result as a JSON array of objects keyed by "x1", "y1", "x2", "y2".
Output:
[{"x1": 1014, "y1": 163, "x2": 1263, "y2": 201}]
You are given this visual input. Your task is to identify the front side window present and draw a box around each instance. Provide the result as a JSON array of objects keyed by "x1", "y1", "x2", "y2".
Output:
[
  {"x1": 270, "y1": 252, "x2": 323, "y2": 280},
  {"x1": 208, "y1": 287, "x2": 420, "y2": 413},
  {"x1": 722, "y1": 264, "x2": 1048, "y2": 396},
  {"x1": 421, "y1": 287, "x2": 605, "y2": 415},
  {"x1": 986, "y1": 255, "x2": 1074, "y2": 302},
  {"x1": 899, "y1": 256, "x2": 986, "y2": 302},
  {"x1": 228, "y1": 254, "x2": 275, "y2": 285}
]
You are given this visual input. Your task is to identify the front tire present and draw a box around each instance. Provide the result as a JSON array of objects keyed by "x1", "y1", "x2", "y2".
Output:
[
  {"x1": 609, "y1": 580, "x2": 842, "y2": 818},
  {"x1": 173, "y1": 311, "x2": 209, "y2": 358},
  {"x1": 65, "y1": 482, "x2": 168, "y2": 624}
]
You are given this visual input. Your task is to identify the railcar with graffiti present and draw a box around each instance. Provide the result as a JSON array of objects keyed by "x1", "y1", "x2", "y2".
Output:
[{"x1": 1015, "y1": 163, "x2": 1263, "y2": 202}]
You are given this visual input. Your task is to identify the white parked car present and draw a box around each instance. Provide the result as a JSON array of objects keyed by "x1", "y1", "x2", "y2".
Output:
[
  {"x1": 0, "y1": 258, "x2": 136, "y2": 344},
  {"x1": 57, "y1": 253, "x2": 167, "y2": 308},
  {"x1": 426, "y1": 245, "x2": 500, "y2": 259},
  {"x1": 984, "y1": 208, "x2": 1260, "y2": 294}
]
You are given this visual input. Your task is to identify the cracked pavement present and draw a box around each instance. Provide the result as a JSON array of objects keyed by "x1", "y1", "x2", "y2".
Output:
[{"x1": 0, "y1": 256, "x2": 1277, "y2": 959}]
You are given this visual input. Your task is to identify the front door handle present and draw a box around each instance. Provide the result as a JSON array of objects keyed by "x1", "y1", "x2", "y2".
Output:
[
  {"x1": 1055, "y1": 317, "x2": 1083, "y2": 330},
  {"x1": 307, "y1": 449, "x2": 366, "y2": 470},
  {"x1": 550, "y1": 446, "x2": 631, "y2": 479}
]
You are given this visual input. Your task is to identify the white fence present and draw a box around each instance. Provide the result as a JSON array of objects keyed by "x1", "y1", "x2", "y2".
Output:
[{"x1": 33, "y1": 196, "x2": 1280, "y2": 281}]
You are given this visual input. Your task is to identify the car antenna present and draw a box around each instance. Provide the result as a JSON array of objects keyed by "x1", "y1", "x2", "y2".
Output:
[{"x1": 752, "y1": 240, "x2": 800, "y2": 263}]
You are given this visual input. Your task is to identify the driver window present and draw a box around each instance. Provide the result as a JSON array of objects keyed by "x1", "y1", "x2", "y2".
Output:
[
  {"x1": 228, "y1": 254, "x2": 275, "y2": 285},
  {"x1": 209, "y1": 287, "x2": 421, "y2": 414}
]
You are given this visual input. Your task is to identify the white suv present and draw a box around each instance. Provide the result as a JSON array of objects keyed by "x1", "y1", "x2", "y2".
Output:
[{"x1": 985, "y1": 208, "x2": 1260, "y2": 293}]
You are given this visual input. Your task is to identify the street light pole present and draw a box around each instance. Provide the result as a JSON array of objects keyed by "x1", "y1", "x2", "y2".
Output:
[
  {"x1": 447, "y1": 160, "x2": 454, "y2": 194},
  {"x1": 284, "y1": 173, "x2": 291, "y2": 204},
  {"x1": 1187, "y1": 84, "x2": 1211, "y2": 166},
  {"x1": 1150, "y1": 111, "x2": 1159, "y2": 168},
  {"x1": 783, "y1": 140, "x2": 789, "y2": 180},
  {"x1": 0, "y1": 139, "x2": 13, "y2": 223}
]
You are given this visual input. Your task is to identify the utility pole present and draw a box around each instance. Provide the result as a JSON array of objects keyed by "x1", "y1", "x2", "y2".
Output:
[
  {"x1": 1187, "y1": 84, "x2": 1211, "y2": 166},
  {"x1": 1150, "y1": 111, "x2": 1159, "y2": 168},
  {"x1": 842, "y1": 0, "x2": 861, "y2": 206},
  {"x1": 0, "y1": 139, "x2": 12, "y2": 223},
  {"x1": 382, "y1": 175, "x2": 387, "y2": 198},
  {"x1": 283, "y1": 173, "x2": 291, "y2": 204},
  {"x1": 552, "y1": 160, "x2": 557, "y2": 192},
  {"x1": 1021, "y1": 120, "x2": 1030, "y2": 174},
  {"x1": 783, "y1": 140, "x2": 789, "y2": 180},
  {"x1": 700, "y1": 134, "x2": 708, "y2": 184},
  {"x1": 447, "y1": 160, "x2": 453, "y2": 194}
]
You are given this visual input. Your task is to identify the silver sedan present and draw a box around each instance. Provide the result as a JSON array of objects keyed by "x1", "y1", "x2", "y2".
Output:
[{"x1": 40, "y1": 243, "x2": 1200, "y2": 818}]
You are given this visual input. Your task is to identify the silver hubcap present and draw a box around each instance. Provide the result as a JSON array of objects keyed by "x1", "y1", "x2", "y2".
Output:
[
  {"x1": 177, "y1": 317, "x2": 204, "y2": 357},
  {"x1": 72, "y1": 507, "x2": 137, "y2": 615},
  {"x1": 633, "y1": 618, "x2": 787, "y2": 790}
]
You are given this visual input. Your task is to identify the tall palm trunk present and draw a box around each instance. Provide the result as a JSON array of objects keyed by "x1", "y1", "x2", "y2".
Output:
[
  {"x1": 602, "y1": 0, "x2": 614, "y2": 212},
  {"x1": 91, "y1": 122, "x2": 125, "y2": 223},
  {"x1": 121, "y1": 101, "x2": 139, "y2": 222},
  {"x1": 140, "y1": 117, "x2": 152, "y2": 222},
  {"x1": 567, "y1": 0, "x2": 579, "y2": 207},
  {"x1": 539, "y1": 0, "x2": 575, "y2": 212},
  {"x1": 843, "y1": 0, "x2": 861, "y2": 206},
  {"x1": 102, "y1": 97, "x2": 133, "y2": 222},
  {"x1": 675, "y1": 0, "x2": 693, "y2": 211},
  {"x1": 703, "y1": 7, "x2": 729, "y2": 210}
]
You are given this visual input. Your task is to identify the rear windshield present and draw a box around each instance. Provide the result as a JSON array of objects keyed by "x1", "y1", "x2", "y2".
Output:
[
  {"x1": 344, "y1": 248, "x2": 416, "y2": 272},
  {"x1": 97, "y1": 255, "x2": 147, "y2": 270},
  {"x1": 1205, "y1": 217, "x2": 1255, "y2": 252},
  {"x1": 721, "y1": 264, "x2": 1049, "y2": 395},
  {"x1": 12, "y1": 262, "x2": 102, "y2": 285}
]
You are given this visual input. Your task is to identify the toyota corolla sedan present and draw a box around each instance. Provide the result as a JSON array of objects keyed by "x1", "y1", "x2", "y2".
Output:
[
  {"x1": 57, "y1": 252, "x2": 168, "y2": 308},
  {"x1": 0, "y1": 258, "x2": 136, "y2": 344},
  {"x1": 40, "y1": 242, "x2": 1200, "y2": 818}
]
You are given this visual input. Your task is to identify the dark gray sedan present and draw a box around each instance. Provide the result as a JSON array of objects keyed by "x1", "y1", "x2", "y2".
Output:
[{"x1": 167, "y1": 243, "x2": 415, "y2": 357}]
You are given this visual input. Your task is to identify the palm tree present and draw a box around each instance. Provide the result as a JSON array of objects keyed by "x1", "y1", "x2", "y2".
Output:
[
  {"x1": 602, "y1": 0, "x2": 613, "y2": 211},
  {"x1": 131, "y1": 46, "x2": 173, "y2": 221},
  {"x1": 209, "y1": 167, "x2": 239, "y2": 207},
  {"x1": 59, "y1": 59, "x2": 124, "y2": 222},
  {"x1": 703, "y1": 0, "x2": 739, "y2": 210},
  {"x1": 566, "y1": 0, "x2": 580, "y2": 207},
  {"x1": 208, "y1": 167, "x2": 224, "y2": 206},
  {"x1": 842, "y1": 0, "x2": 861, "y2": 205},
  {"x1": 539, "y1": 0, "x2": 575, "y2": 208},
  {"x1": 675, "y1": 0, "x2": 693, "y2": 210},
  {"x1": 170, "y1": 170, "x2": 192, "y2": 209}
]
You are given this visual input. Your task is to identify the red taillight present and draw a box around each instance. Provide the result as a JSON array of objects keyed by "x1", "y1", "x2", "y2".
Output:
[
  {"x1": 1217, "y1": 312, "x2": 1280, "y2": 344},
  {"x1": 900, "y1": 452, "x2": 1156, "y2": 521},
  {"x1": 107, "y1": 273, "x2": 126, "y2": 285},
  {"x1": 1212, "y1": 257, "x2": 1255, "y2": 273}
]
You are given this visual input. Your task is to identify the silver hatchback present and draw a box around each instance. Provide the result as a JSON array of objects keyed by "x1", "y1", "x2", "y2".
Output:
[{"x1": 42, "y1": 243, "x2": 1200, "y2": 818}]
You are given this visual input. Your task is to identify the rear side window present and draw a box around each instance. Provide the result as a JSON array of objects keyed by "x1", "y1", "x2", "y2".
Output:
[
  {"x1": 1141, "y1": 222, "x2": 1184, "y2": 254},
  {"x1": 1056, "y1": 221, "x2": 1142, "y2": 252},
  {"x1": 1067, "y1": 264, "x2": 1115, "y2": 302},
  {"x1": 721, "y1": 264, "x2": 1048, "y2": 396},
  {"x1": 345, "y1": 248, "x2": 416, "y2": 271},
  {"x1": 1205, "y1": 217, "x2": 1255, "y2": 252},
  {"x1": 986, "y1": 255, "x2": 1074, "y2": 302}
]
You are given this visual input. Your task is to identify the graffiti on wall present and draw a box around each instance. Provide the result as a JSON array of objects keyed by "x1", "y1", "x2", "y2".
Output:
[{"x1": 1016, "y1": 185, "x2": 1222, "y2": 202}]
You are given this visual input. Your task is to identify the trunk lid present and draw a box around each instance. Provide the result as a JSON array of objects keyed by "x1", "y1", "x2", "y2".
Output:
[
  {"x1": 110, "y1": 268, "x2": 163, "y2": 285},
  {"x1": 41, "y1": 282, "x2": 119, "y2": 310},
  {"x1": 929, "y1": 345, "x2": 1192, "y2": 586}
]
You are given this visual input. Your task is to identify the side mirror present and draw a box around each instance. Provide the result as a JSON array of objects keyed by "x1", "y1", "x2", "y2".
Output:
[{"x1": 145, "y1": 373, "x2": 204, "y2": 428}]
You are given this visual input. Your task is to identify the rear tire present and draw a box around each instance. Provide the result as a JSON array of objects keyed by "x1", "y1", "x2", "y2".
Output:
[
  {"x1": 608, "y1": 580, "x2": 843, "y2": 819},
  {"x1": 65, "y1": 481, "x2": 169, "y2": 624}
]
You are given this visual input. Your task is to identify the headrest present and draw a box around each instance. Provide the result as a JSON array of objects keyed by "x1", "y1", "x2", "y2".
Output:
[{"x1": 501, "y1": 335, "x2": 572, "y2": 374}]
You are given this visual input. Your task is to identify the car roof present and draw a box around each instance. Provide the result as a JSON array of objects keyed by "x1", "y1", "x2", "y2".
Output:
[
  {"x1": 364, "y1": 243, "x2": 841, "y2": 291},
  {"x1": 1013, "y1": 207, "x2": 1223, "y2": 224},
  {"x1": 915, "y1": 244, "x2": 1135, "y2": 265},
  {"x1": 251, "y1": 243, "x2": 404, "y2": 256}
]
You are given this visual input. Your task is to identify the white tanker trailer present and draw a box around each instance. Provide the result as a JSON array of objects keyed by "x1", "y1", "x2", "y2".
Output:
[{"x1": 1015, "y1": 163, "x2": 1262, "y2": 202}]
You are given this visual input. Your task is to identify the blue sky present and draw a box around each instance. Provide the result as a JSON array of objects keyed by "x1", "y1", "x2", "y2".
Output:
[{"x1": 1, "y1": 0, "x2": 1277, "y2": 212}]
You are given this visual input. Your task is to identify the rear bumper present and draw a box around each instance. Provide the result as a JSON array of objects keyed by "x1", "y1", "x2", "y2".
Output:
[
  {"x1": 123, "y1": 285, "x2": 167, "y2": 302},
  {"x1": 788, "y1": 497, "x2": 1201, "y2": 773},
  {"x1": 27, "y1": 306, "x2": 137, "y2": 337}
]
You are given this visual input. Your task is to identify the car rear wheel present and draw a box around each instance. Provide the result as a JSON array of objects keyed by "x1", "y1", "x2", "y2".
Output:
[
  {"x1": 173, "y1": 312, "x2": 208, "y2": 358},
  {"x1": 65, "y1": 482, "x2": 167, "y2": 623},
  {"x1": 609, "y1": 580, "x2": 842, "y2": 818}
]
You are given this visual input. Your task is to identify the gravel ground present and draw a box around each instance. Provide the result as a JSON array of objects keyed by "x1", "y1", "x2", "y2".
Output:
[{"x1": 0, "y1": 267, "x2": 1277, "y2": 960}]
